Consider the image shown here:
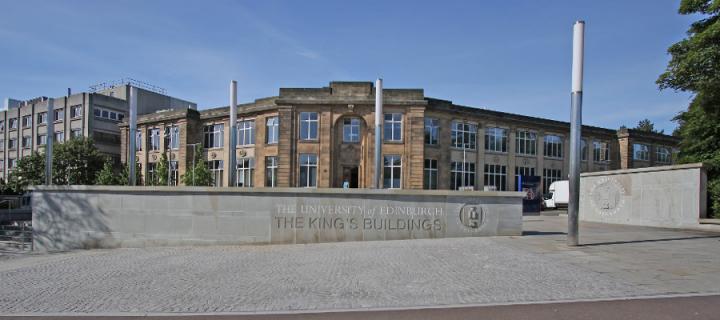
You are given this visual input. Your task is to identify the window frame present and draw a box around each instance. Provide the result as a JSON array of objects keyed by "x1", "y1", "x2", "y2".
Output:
[
  {"x1": 299, "y1": 112, "x2": 319, "y2": 141},
  {"x1": 543, "y1": 135, "x2": 564, "y2": 159},
  {"x1": 266, "y1": 117, "x2": 279, "y2": 144},
  {"x1": 424, "y1": 118, "x2": 439, "y2": 145},
  {"x1": 237, "y1": 119, "x2": 255, "y2": 146},
  {"x1": 343, "y1": 118, "x2": 361, "y2": 143},
  {"x1": 383, "y1": 154, "x2": 402, "y2": 189},
  {"x1": 485, "y1": 127, "x2": 508, "y2": 153},
  {"x1": 451, "y1": 121, "x2": 477, "y2": 150},
  {"x1": 383, "y1": 113, "x2": 403, "y2": 142},
  {"x1": 423, "y1": 158, "x2": 438, "y2": 190},
  {"x1": 515, "y1": 130, "x2": 537, "y2": 156},
  {"x1": 298, "y1": 153, "x2": 318, "y2": 187}
]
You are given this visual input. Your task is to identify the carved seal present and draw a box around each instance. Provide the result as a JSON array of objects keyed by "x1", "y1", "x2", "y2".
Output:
[
  {"x1": 590, "y1": 177, "x2": 626, "y2": 216},
  {"x1": 458, "y1": 204, "x2": 486, "y2": 232}
]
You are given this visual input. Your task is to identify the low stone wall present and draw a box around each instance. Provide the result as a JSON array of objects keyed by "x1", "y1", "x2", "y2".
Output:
[
  {"x1": 580, "y1": 163, "x2": 707, "y2": 228},
  {"x1": 31, "y1": 186, "x2": 525, "y2": 251}
]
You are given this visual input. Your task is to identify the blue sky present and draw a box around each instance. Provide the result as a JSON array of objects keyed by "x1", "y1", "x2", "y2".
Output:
[{"x1": 0, "y1": 0, "x2": 697, "y2": 132}]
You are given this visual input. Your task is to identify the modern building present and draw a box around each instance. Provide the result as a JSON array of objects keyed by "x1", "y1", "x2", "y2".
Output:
[
  {"x1": 120, "y1": 81, "x2": 680, "y2": 192},
  {"x1": 0, "y1": 79, "x2": 196, "y2": 180}
]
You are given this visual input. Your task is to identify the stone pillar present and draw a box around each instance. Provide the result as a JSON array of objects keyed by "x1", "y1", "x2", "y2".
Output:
[
  {"x1": 536, "y1": 130, "x2": 545, "y2": 188},
  {"x1": 277, "y1": 106, "x2": 294, "y2": 187},
  {"x1": 617, "y1": 129, "x2": 632, "y2": 169},
  {"x1": 476, "y1": 124, "x2": 486, "y2": 189},
  {"x1": 406, "y1": 106, "x2": 425, "y2": 189}
]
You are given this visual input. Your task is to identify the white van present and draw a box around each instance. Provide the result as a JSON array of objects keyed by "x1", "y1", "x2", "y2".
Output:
[{"x1": 543, "y1": 180, "x2": 569, "y2": 209}]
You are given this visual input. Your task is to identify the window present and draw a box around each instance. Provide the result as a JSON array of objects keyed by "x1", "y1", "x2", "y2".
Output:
[
  {"x1": 94, "y1": 107, "x2": 123, "y2": 122},
  {"x1": 8, "y1": 138, "x2": 17, "y2": 149},
  {"x1": 164, "y1": 126, "x2": 180, "y2": 150},
  {"x1": 110, "y1": 111, "x2": 118, "y2": 120},
  {"x1": 70, "y1": 105, "x2": 83, "y2": 118},
  {"x1": 169, "y1": 161, "x2": 178, "y2": 186},
  {"x1": 451, "y1": 121, "x2": 477, "y2": 149},
  {"x1": 593, "y1": 141, "x2": 610, "y2": 162},
  {"x1": 0, "y1": 140, "x2": 4, "y2": 149},
  {"x1": 452, "y1": 161, "x2": 476, "y2": 190},
  {"x1": 94, "y1": 108, "x2": 101, "y2": 117},
  {"x1": 37, "y1": 134, "x2": 47, "y2": 146},
  {"x1": 9, "y1": 118, "x2": 18, "y2": 130},
  {"x1": 485, "y1": 127, "x2": 508, "y2": 152},
  {"x1": 208, "y1": 160, "x2": 224, "y2": 187},
  {"x1": 484, "y1": 164, "x2": 507, "y2": 191},
  {"x1": 22, "y1": 136, "x2": 31, "y2": 148},
  {"x1": 656, "y1": 146, "x2": 671, "y2": 164},
  {"x1": 0, "y1": 120, "x2": 4, "y2": 131},
  {"x1": 383, "y1": 155, "x2": 402, "y2": 189},
  {"x1": 148, "y1": 128, "x2": 161, "y2": 151},
  {"x1": 22, "y1": 115, "x2": 32, "y2": 128},
  {"x1": 54, "y1": 109, "x2": 64, "y2": 122},
  {"x1": 118, "y1": 113, "x2": 125, "y2": 121},
  {"x1": 54, "y1": 131, "x2": 65, "y2": 143},
  {"x1": 71, "y1": 129, "x2": 82, "y2": 139},
  {"x1": 204, "y1": 124, "x2": 224, "y2": 148},
  {"x1": 515, "y1": 166, "x2": 536, "y2": 187},
  {"x1": 135, "y1": 132, "x2": 142, "y2": 151},
  {"x1": 544, "y1": 135, "x2": 563, "y2": 158},
  {"x1": 236, "y1": 158, "x2": 254, "y2": 187},
  {"x1": 424, "y1": 118, "x2": 439, "y2": 145},
  {"x1": 543, "y1": 168, "x2": 563, "y2": 194},
  {"x1": 580, "y1": 139, "x2": 588, "y2": 161},
  {"x1": 37, "y1": 112, "x2": 48, "y2": 125},
  {"x1": 299, "y1": 112, "x2": 318, "y2": 141},
  {"x1": 343, "y1": 118, "x2": 361, "y2": 143},
  {"x1": 237, "y1": 120, "x2": 255, "y2": 146},
  {"x1": 8, "y1": 158, "x2": 17, "y2": 170},
  {"x1": 0, "y1": 160, "x2": 3, "y2": 171},
  {"x1": 423, "y1": 159, "x2": 438, "y2": 190},
  {"x1": 146, "y1": 163, "x2": 158, "y2": 186},
  {"x1": 384, "y1": 113, "x2": 402, "y2": 142},
  {"x1": 101, "y1": 110, "x2": 109, "y2": 118},
  {"x1": 266, "y1": 156, "x2": 278, "y2": 187},
  {"x1": 516, "y1": 130, "x2": 536, "y2": 155},
  {"x1": 633, "y1": 143, "x2": 649, "y2": 161},
  {"x1": 298, "y1": 154, "x2": 318, "y2": 187},
  {"x1": 266, "y1": 117, "x2": 279, "y2": 144}
]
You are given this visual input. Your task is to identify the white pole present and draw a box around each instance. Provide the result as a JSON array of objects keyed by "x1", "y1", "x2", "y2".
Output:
[
  {"x1": 229, "y1": 80, "x2": 238, "y2": 187},
  {"x1": 568, "y1": 20, "x2": 585, "y2": 246},
  {"x1": 128, "y1": 86, "x2": 138, "y2": 186},
  {"x1": 374, "y1": 78, "x2": 383, "y2": 189},
  {"x1": 45, "y1": 98, "x2": 53, "y2": 185}
]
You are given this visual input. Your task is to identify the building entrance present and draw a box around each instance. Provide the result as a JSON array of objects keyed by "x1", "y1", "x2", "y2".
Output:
[{"x1": 342, "y1": 166, "x2": 359, "y2": 188}]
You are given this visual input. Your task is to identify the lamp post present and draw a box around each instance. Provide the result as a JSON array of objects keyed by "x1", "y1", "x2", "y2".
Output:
[{"x1": 568, "y1": 20, "x2": 585, "y2": 246}]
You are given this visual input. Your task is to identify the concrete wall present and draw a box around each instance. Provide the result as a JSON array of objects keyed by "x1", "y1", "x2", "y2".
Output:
[
  {"x1": 579, "y1": 163, "x2": 707, "y2": 228},
  {"x1": 31, "y1": 186, "x2": 524, "y2": 251}
]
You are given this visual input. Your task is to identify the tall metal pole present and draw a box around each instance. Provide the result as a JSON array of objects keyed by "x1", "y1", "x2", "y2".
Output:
[
  {"x1": 128, "y1": 86, "x2": 138, "y2": 186},
  {"x1": 229, "y1": 81, "x2": 238, "y2": 187},
  {"x1": 568, "y1": 20, "x2": 585, "y2": 246},
  {"x1": 374, "y1": 78, "x2": 383, "y2": 189},
  {"x1": 45, "y1": 98, "x2": 54, "y2": 185},
  {"x1": 192, "y1": 144, "x2": 196, "y2": 186}
]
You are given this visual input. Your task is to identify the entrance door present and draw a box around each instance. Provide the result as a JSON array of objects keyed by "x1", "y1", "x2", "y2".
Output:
[{"x1": 342, "y1": 166, "x2": 359, "y2": 188}]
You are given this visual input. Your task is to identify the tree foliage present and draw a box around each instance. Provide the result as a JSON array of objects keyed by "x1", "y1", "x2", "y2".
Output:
[
  {"x1": 658, "y1": 0, "x2": 720, "y2": 215},
  {"x1": 633, "y1": 119, "x2": 664, "y2": 134},
  {"x1": 182, "y1": 144, "x2": 213, "y2": 186},
  {"x1": 8, "y1": 152, "x2": 45, "y2": 193},
  {"x1": 52, "y1": 138, "x2": 107, "y2": 185},
  {"x1": 95, "y1": 159, "x2": 120, "y2": 185}
]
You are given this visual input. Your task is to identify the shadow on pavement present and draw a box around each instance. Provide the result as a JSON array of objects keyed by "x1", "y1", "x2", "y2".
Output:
[{"x1": 581, "y1": 235, "x2": 720, "y2": 247}]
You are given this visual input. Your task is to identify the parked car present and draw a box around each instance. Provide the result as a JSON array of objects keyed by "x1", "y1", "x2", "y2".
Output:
[{"x1": 543, "y1": 180, "x2": 569, "y2": 209}]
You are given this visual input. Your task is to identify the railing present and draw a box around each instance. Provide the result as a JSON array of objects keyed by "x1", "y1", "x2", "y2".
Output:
[{"x1": 0, "y1": 223, "x2": 33, "y2": 251}]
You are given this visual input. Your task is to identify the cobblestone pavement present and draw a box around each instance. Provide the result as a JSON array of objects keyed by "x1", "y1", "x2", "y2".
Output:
[{"x1": 1, "y1": 216, "x2": 719, "y2": 314}]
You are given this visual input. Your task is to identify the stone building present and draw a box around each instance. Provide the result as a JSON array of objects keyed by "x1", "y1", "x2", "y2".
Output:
[
  {"x1": 0, "y1": 80, "x2": 196, "y2": 180},
  {"x1": 120, "y1": 81, "x2": 679, "y2": 192}
]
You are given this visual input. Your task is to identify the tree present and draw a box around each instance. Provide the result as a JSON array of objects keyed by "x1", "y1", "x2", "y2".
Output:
[
  {"x1": 154, "y1": 152, "x2": 170, "y2": 186},
  {"x1": 182, "y1": 144, "x2": 213, "y2": 186},
  {"x1": 95, "y1": 159, "x2": 119, "y2": 185},
  {"x1": 8, "y1": 151, "x2": 45, "y2": 193},
  {"x1": 657, "y1": 0, "x2": 720, "y2": 215},
  {"x1": 52, "y1": 137, "x2": 107, "y2": 185},
  {"x1": 634, "y1": 119, "x2": 664, "y2": 134},
  {"x1": 117, "y1": 161, "x2": 142, "y2": 186}
]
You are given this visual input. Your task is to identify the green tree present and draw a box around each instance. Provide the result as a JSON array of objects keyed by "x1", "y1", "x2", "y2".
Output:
[
  {"x1": 154, "y1": 152, "x2": 170, "y2": 186},
  {"x1": 95, "y1": 159, "x2": 119, "y2": 185},
  {"x1": 52, "y1": 137, "x2": 106, "y2": 185},
  {"x1": 8, "y1": 151, "x2": 45, "y2": 193},
  {"x1": 657, "y1": 0, "x2": 720, "y2": 215},
  {"x1": 118, "y1": 160, "x2": 142, "y2": 186},
  {"x1": 634, "y1": 118, "x2": 664, "y2": 134},
  {"x1": 182, "y1": 145, "x2": 213, "y2": 186}
]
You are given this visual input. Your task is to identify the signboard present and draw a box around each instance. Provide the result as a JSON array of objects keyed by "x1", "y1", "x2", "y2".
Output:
[{"x1": 518, "y1": 175, "x2": 542, "y2": 214}]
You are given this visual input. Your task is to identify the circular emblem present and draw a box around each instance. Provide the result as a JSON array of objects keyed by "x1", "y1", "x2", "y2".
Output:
[
  {"x1": 151, "y1": 154, "x2": 157, "y2": 161},
  {"x1": 239, "y1": 150, "x2": 247, "y2": 157},
  {"x1": 522, "y1": 158, "x2": 529, "y2": 165},
  {"x1": 457, "y1": 204, "x2": 486, "y2": 232},
  {"x1": 211, "y1": 152, "x2": 217, "y2": 159},
  {"x1": 590, "y1": 177, "x2": 626, "y2": 216}
]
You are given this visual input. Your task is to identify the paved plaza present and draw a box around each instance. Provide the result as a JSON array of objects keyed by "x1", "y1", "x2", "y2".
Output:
[{"x1": 1, "y1": 215, "x2": 720, "y2": 315}]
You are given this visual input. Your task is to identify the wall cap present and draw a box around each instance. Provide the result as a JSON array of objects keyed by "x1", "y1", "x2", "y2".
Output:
[
  {"x1": 580, "y1": 163, "x2": 705, "y2": 177},
  {"x1": 29, "y1": 185, "x2": 527, "y2": 198}
]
